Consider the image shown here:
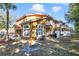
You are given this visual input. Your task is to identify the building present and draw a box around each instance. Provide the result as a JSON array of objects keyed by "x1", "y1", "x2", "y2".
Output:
[
  {"x1": 15, "y1": 14, "x2": 56, "y2": 45},
  {"x1": 15, "y1": 14, "x2": 70, "y2": 45}
]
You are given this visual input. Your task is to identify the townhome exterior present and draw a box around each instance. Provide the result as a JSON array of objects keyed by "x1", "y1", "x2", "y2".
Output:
[
  {"x1": 15, "y1": 14, "x2": 71, "y2": 45},
  {"x1": 15, "y1": 14, "x2": 55, "y2": 45}
]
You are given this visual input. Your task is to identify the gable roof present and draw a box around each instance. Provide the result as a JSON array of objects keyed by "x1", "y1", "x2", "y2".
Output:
[{"x1": 16, "y1": 14, "x2": 49, "y2": 22}]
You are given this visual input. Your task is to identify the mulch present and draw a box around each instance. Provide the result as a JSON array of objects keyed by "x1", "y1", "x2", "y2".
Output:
[
  {"x1": 0, "y1": 41, "x2": 8, "y2": 44},
  {"x1": 0, "y1": 39, "x2": 16, "y2": 44}
]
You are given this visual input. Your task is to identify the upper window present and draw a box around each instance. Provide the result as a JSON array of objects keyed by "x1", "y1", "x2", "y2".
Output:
[
  {"x1": 37, "y1": 24, "x2": 42, "y2": 28},
  {"x1": 24, "y1": 25, "x2": 29, "y2": 28}
]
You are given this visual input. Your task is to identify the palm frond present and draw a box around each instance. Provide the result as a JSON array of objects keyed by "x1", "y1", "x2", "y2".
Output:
[{"x1": 0, "y1": 3, "x2": 17, "y2": 10}]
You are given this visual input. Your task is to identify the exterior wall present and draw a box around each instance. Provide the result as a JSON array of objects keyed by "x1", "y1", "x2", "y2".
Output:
[
  {"x1": 16, "y1": 19, "x2": 24, "y2": 25},
  {"x1": 9, "y1": 27, "x2": 15, "y2": 33},
  {"x1": 26, "y1": 16, "x2": 39, "y2": 21},
  {"x1": 55, "y1": 23, "x2": 61, "y2": 28}
]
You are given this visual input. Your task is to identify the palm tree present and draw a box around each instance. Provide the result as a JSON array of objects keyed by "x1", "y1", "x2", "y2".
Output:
[{"x1": 0, "y1": 3, "x2": 17, "y2": 41}]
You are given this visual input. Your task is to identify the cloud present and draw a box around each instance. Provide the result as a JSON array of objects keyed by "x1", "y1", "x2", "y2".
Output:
[
  {"x1": 30, "y1": 4, "x2": 45, "y2": 12},
  {"x1": 52, "y1": 6, "x2": 62, "y2": 12}
]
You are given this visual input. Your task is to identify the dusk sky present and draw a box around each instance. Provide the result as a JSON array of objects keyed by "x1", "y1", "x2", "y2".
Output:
[{"x1": 9, "y1": 3, "x2": 73, "y2": 27}]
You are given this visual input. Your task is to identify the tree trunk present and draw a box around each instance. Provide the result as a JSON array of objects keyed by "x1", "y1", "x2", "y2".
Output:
[{"x1": 6, "y1": 9, "x2": 9, "y2": 41}]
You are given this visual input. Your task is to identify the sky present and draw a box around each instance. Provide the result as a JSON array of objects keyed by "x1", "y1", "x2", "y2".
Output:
[{"x1": 9, "y1": 3, "x2": 73, "y2": 28}]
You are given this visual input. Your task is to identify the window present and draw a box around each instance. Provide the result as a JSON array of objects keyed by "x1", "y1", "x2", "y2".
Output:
[
  {"x1": 36, "y1": 32, "x2": 43, "y2": 35},
  {"x1": 36, "y1": 24, "x2": 44, "y2": 36},
  {"x1": 37, "y1": 24, "x2": 42, "y2": 28},
  {"x1": 23, "y1": 24, "x2": 30, "y2": 37},
  {"x1": 24, "y1": 32, "x2": 30, "y2": 36},
  {"x1": 24, "y1": 25, "x2": 29, "y2": 29}
]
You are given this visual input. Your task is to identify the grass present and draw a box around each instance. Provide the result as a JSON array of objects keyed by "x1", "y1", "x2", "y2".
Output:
[
  {"x1": 71, "y1": 33, "x2": 79, "y2": 40},
  {"x1": 69, "y1": 44, "x2": 78, "y2": 49}
]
